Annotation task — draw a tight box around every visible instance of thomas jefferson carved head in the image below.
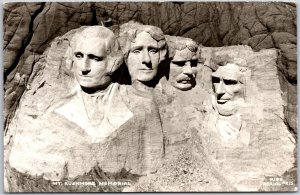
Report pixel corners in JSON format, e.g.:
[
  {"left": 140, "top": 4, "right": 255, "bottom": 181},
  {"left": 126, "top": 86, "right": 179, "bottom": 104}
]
[
  {"left": 118, "top": 21, "right": 167, "bottom": 87},
  {"left": 70, "top": 26, "right": 123, "bottom": 93},
  {"left": 211, "top": 51, "right": 247, "bottom": 116},
  {"left": 165, "top": 35, "right": 199, "bottom": 91}
]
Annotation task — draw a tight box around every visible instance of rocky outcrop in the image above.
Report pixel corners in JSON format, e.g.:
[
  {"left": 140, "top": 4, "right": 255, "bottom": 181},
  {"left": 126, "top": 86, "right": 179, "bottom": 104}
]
[
  {"left": 5, "top": 28, "right": 166, "bottom": 192},
  {"left": 121, "top": 46, "right": 296, "bottom": 192},
  {"left": 4, "top": 2, "right": 95, "bottom": 132},
  {"left": 3, "top": 2, "right": 297, "bottom": 192},
  {"left": 199, "top": 46, "right": 296, "bottom": 191},
  {"left": 4, "top": 2, "right": 296, "bottom": 134}
]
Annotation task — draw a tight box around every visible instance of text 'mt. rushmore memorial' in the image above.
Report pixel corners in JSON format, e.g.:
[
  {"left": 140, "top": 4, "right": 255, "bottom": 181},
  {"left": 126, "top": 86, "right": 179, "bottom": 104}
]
[{"left": 3, "top": 2, "right": 297, "bottom": 192}]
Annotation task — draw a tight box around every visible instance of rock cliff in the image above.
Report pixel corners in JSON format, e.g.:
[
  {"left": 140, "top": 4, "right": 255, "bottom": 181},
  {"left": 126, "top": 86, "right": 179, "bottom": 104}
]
[{"left": 3, "top": 2, "right": 297, "bottom": 192}]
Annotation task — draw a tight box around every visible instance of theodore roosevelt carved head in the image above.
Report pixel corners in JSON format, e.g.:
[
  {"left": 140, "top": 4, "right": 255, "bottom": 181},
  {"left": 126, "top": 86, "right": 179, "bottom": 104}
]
[{"left": 165, "top": 35, "right": 199, "bottom": 91}]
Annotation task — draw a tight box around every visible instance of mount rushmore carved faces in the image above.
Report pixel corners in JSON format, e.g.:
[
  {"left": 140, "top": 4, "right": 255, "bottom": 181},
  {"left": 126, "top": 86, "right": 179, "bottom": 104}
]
[
  {"left": 55, "top": 26, "right": 130, "bottom": 143},
  {"left": 211, "top": 55, "right": 246, "bottom": 116},
  {"left": 71, "top": 26, "right": 123, "bottom": 93},
  {"left": 165, "top": 35, "right": 199, "bottom": 91},
  {"left": 119, "top": 21, "right": 167, "bottom": 87}
]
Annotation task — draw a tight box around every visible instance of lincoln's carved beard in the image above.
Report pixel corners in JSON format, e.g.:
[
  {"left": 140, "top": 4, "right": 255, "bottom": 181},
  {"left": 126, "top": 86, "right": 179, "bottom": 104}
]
[
  {"left": 216, "top": 97, "right": 247, "bottom": 116},
  {"left": 216, "top": 101, "right": 237, "bottom": 116}
]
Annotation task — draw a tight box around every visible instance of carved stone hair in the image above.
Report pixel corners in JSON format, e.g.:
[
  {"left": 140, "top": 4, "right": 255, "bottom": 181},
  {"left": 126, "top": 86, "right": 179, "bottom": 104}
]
[
  {"left": 118, "top": 21, "right": 167, "bottom": 63},
  {"left": 210, "top": 50, "right": 248, "bottom": 73},
  {"left": 165, "top": 35, "right": 199, "bottom": 60},
  {"left": 70, "top": 26, "right": 123, "bottom": 74}
]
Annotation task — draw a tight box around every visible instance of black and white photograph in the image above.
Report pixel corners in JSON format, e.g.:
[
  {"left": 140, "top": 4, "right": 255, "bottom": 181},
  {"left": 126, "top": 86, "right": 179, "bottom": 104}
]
[{"left": 3, "top": 1, "right": 297, "bottom": 192}]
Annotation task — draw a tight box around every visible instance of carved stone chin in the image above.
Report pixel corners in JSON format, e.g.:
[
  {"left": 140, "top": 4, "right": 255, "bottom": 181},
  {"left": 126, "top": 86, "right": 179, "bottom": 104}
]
[{"left": 216, "top": 101, "right": 237, "bottom": 116}]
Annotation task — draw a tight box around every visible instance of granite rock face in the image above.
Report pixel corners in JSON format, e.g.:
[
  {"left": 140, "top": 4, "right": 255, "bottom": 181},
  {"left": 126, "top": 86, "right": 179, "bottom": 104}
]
[
  {"left": 5, "top": 27, "right": 166, "bottom": 192},
  {"left": 4, "top": 2, "right": 95, "bottom": 132},
  {"left": 120, "top": 46, "right": 296, "bottom": 192},
  {"left": 4, "top": 2, "right": 296, "bottom": 134},
  {"left": 199, "top": 46, "right": 296, "bottom": 191},
  {"left": 3, "top": 2, "right": 297, "bottom": 192}
]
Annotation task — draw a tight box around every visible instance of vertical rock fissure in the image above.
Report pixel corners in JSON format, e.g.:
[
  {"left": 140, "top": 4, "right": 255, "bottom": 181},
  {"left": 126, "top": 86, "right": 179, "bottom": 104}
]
[
  {"left": 91, "top": 2, "right": 98, "bottom": 26},
  {"left": 4, "top": 2, "right": 46, "bottom": 83}
]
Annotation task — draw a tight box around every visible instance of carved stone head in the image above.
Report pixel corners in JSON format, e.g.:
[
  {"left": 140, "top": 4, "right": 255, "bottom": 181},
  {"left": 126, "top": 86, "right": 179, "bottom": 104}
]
[
  {"left": 118, "top": 21, "right": 167, "bottom": 86},
  {"left": 165, "top": 35, "right": 199, "bottom": 91},
  {"left": 211, "top": 51, "right": 247, "bottom": 116},
  {"left": 70, "top": 26, "right": 123, "bottom": 93}
]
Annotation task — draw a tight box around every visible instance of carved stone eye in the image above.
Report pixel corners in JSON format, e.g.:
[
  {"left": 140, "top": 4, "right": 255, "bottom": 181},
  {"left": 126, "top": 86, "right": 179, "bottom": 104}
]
[
  {"left": 88, "top": 54, "right": 103, "bottom": 62},
  {"left": 212, "top": 76, "right": 220, "bottom": 83},
  {"left": 190, "top": 60, "right": 198, "bottom": 67},
  {"left": 149, "top": 48, "right": 158, "bottom": 54},
  {"left": 223, "top": 79, "right": 238, "bottom": 85},
  {"left": 93, "top": 57, "right": 102, "bottom": 62},
  {"left": 74, "top": 52, "right": 83, "bottom": 59},
  {"left": 132, "top": 50, "right": 141, "bottom": 54},
  {"left": 172, "top": 61, "right": 185, "bottom": 67}
]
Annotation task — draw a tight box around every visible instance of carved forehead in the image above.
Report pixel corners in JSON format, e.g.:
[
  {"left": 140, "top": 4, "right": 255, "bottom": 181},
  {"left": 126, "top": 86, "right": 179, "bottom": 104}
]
[
  {"left": 211, "top": 63, "right": 243, "bottom": 80},
  {"left": 172, "top": 48, "right": 198, "bottom": 62},
  {"left": 78, "top": 26, "right": 114, "bottom": 38},
  {"left": 120, "top": 21, "right": 165, "bottom": 42},
  {"left": 211, "top": 50, "right": 248, "bottom": 72},
  {"left": 75, "top": 36, "right": 106, "bottom": 46},
  {"left": 74, "top": 37, "right": 107, "bottom": 57},
  {"left": 130, "top": 32, "right": 158, "bottom": 48},
  {"left": 165, "top": 35, "right": 198, "bottom": 59},
  {"left": 72, "top": 26, "right": 115, "bottom": 52},
  {"left": 165, "top": 35, "right": 198, "bottom": 51},
  {"left": 119, "top": 21, "right": 166, "bottom": 52}
]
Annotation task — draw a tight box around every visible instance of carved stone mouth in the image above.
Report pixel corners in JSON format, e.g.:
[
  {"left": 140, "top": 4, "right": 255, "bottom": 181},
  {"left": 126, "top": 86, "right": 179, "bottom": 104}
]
[
  {"left": 179, "top": 80, "right": 191, "bottom": 84},
  {"left": 79, "top": 75, "right": 93, "bottom": 78},
  {"left": 178, "top": 77, "right": 192, "bottom": 82},
  {"left": 217, "top": 99, "right": 229, "bottom": 104}
]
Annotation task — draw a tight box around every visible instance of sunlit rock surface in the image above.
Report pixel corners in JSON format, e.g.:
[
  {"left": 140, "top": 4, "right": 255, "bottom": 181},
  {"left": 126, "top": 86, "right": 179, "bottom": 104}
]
[
  {"left": 5, "top": 28, "right": 164, "bottom": 192},
  {"left": 4, "top": 2, "right": 297, "bottom": 192},
  {"left": 199, "top": 46, "right": 296, "bottom": 191},
  {"left": 4, "top": 2, "right": 296, "bottom": 134}
]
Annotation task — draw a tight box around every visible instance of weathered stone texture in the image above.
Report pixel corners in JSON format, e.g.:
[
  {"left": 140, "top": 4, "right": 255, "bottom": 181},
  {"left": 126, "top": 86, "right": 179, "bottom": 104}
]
[
  {"left": 3, "top": 2, "right": 297, "bottom": 192},
  {"left": 3, "top": 2, "right": 296, "bottom": 135},
  {"left": 120, "top": 46, "right": 296, "bottom": 191},
  {"left": 4, "top": 2, "right": 95, "bottom": 133},
  {"left": 122, "top": 79, "right": 235, "bottom": 192},
  {"left": 5, "top": 28, "right": 163, "bottom": 192},
  {"left": 198, "top": 46, "right": 296, "bottom": 191}
]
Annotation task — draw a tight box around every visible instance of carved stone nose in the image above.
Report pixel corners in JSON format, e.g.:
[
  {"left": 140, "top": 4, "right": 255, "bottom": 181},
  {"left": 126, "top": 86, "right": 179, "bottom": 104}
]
[
  {"left": 183, "top": 62, "right": 192, "bottom": 75},
  {"left": 142, "top": 51, "right": 151, "bottom": 64},
  {"left": 216, "top": 81, "right": 226, "bottom": 94},
  {"left": 81, "top": 60, "right": 91, "bottom": 75}
]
